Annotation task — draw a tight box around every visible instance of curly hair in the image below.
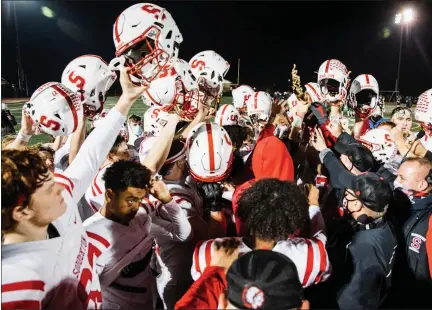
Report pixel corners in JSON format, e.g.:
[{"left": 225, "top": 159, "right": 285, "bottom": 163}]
[
  {"left": 237, "top": 178, "right": 311, "bottom": 241},
  {"left": 2, "top": 149, "right": 49, "bottom": 236},
  {"left": 223, "top": 125, "right": 253, "bottom": 151},
  {"left": 103, "top": 160, "right": 152, "bottom": 194},
  {"left": 1, "top": 135, "right": 17, "bottom": 149}
]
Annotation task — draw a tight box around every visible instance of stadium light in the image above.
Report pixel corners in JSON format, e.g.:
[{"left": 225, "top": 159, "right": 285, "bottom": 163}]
[{"left": 394, "top": 7, "right": 416, "bottom": 93}]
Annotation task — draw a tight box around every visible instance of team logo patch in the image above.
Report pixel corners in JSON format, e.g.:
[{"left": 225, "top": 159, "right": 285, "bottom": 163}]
[
  {"left": 408, "top": 233, "right": 425, "bottom": 254},
  {"left": 242, "top": 285, "right": 265, "bottom": 309}
]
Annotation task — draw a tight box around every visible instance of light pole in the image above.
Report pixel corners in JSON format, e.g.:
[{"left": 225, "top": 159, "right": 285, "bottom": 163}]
[{"left": 394, "top": 8, "right": 414, "bottom": 93}]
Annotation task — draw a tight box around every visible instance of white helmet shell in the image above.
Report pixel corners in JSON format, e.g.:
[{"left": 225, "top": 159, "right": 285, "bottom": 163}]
[
  {"left": 215, "top": 104, "right": 240, "bottom": 126},
  {"left": 189, "top": 50, "right": 230, "bottom": 99},
  {"left": 25, "top": 82, "right": 83, "bottom": 136},
  {"left": 143, "top": 106, "right": 170, "bottom": 136},
  {"left": 61, "top": 55, "right": 117, "bottom": 118},
  {"left": 186, "top": 122, "right": 234, "bottom": 182},
  {"left": 246, "top": 91, "right": 273, "bottom": 123},
  {"left": 232, "top": 85, "right": 255, "bottom": 113},
  {"left": 113, "top": 3, "right": 183, "bottom": 85},
  {"left": 349, "top": 74, "right": 379, "bottom": 118},
  {"left": 358, "top": 128, "right": 397, "bottom": 164},
  {"left": 414, "top": 88, "right": 432, "bottom": 126},
  {"left": 317, "top": 59, "right": 351, "bottom": 104},
  {"left": 304, "top": 82, "right": 323, "bottom": 103}
]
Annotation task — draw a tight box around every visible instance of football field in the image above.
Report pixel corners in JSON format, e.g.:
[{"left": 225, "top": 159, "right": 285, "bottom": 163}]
[{"left": 4, "top": 96, "right": 419, "bottom": 145}]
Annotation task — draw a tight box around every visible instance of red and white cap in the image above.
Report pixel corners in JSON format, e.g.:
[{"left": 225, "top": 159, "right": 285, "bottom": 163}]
[
  {"left": 186, "top": 121, "right": 234, "bottom": 182},
  {"left": 25, "top": 82, "right": 83, "bottom": 136}
]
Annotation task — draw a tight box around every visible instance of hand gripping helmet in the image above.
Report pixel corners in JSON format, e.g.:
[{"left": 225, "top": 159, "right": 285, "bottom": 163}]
[
  {"left": 189, "top": 50, "right": 230, "bottom": 103},
  {"left": 92, "top": 108, "right": 129, "bottom": 141},
  {"left": 414, "top": 89, "right": 432, "bottom": 135},
  {"left": 186, "top": 122, "right": 234, "bottom": 182},
  {"left": 304, "top": 82, "right": 324, "bottom": 103},
  {"left": 317, "top": 59, "right": 351, "bottom": 105},
  {"left": 232, "top": 84, "right": 255, "bottom": 114},
  {"left": 25, "top": 82, "right": 83, "bottom": 136},
  {"left": 113, "top": 3, "right": 183, "bottom": 85},
  {"left": 143, "top": 106, "right": 170, "bottom": 137},
  {"left": 141, "top": 59, "right": 199, "bottom": 120},
  {"left": 215, "top": 104, "right": 240, "bottom": 126},
  {"left": 61, "top": 55, "right": 117, "bottom": 118},
  {"left": 358, "top": 128, "right": 397, "bottom": 164},
  {"left": 349, "top": 74, "right": 379, "bottom": 119},
  {"left": 246, "top": 91, "right": 273, "bottom": 124}
]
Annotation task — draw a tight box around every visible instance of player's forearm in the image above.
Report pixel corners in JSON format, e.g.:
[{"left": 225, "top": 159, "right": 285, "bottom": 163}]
[
  {"left": 142, "top": 114, "right": 180, "bottom": 174},
  {"left": 64, "top": 109, "right": 126, "bottom": 202},
  {"left": 5, "top": 131, "right": 31, "bottom": 150},
  {"left": 161, "top": 200, "right": 193, "bottom": 241},
  {"left": 68, "top": 116, "right": 87, "bottom": 164}
]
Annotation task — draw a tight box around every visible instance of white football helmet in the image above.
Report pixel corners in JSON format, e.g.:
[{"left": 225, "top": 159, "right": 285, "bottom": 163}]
[
  {"left": 189, "top": 50, "right": 230, "bottom": 102},
  {"left": 143, "top": 106, "right": 170, "bottom": 136},
  {"left": 358, "top": 128, "right": 397, "bottom": 164},
  {"left": 304, "top": 82, "right": 324, "bottom": 103},
  {"left": 317, "top": 59, "right": 351, "bottom": 105},
  {"left": 113, "top": 3, "right": 183, "bottom": 85},
  {"left": 141, "top": 58, "right": 200, "bottom": 120},
  {"left": 215, "top": 104, "right": 240, "bottom": 126},
  {"left": 186, "top": 122, "right": 234, "bottom": 182},
  {"left": 232, "top": 84, "right": 255, "bottom": 114},
  {"left": 61, "top": 55, "right": 117, "bottom": 118},
  {"left": 414, "top": 89, "right": 432, "bottom": 135},
  {"left": 25, "top": 82, "right": 83, "bottom": 136},
  {"left": 349, "top": 74, "right": 379, "bottom": 119},
  {"left": 246, "top": 91, "right": 273, "bottom": 124},
  {"left": 92, "top": 108, "right": 129, "bottom": 141}
]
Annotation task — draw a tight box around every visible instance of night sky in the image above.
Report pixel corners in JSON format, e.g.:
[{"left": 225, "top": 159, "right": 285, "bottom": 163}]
[{"left": 2, "top": 1, "right": 432, "bottom": 96}]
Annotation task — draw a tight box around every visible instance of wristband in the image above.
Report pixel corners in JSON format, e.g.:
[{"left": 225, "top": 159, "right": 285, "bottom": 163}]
[{"left": 17, "top": 131, "right": 32, "bottom": 142}]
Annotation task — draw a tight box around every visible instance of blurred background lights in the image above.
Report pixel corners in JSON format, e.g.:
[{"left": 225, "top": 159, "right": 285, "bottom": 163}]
[{"left": 41, "top": 6, "right": 55, "bottom": 18}]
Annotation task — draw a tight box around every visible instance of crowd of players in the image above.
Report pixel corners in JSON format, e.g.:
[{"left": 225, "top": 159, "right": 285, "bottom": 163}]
[{"left": 2, "top": 2, "right": 432, "bottom": 310}]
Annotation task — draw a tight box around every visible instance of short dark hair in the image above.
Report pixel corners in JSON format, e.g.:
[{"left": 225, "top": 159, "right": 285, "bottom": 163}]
[
  {"left": 223, "top": 125, "right": 253, "bottom": 150},
  {"left": 128, "top": 114, "right": 142, "bottom": 123},
  {"left": 237, "top": 179, "right": 311, "bottom": 241},
  {"left": 103, "top": 160, "right": 152, "bottom": 194},
  {"left": 110, "top": 135, "right": 126, "bottom": 154}
]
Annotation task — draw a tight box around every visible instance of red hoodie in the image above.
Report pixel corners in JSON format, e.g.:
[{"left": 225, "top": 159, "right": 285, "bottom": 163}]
[{"left": 232, "top": 134, "right": 295, "bottom": 236}]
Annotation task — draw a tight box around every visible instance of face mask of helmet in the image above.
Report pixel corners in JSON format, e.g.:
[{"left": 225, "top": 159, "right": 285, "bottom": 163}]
[
  {"left": 319, "top": 78, "right": 341, "bottom": 98},
  {"left": 355, "top": 89, "right": 377, "bottom": 117}
]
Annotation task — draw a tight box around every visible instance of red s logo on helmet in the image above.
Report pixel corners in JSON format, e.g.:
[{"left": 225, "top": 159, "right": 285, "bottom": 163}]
[
  {"left": 142, "top": 4, "right": 166, "bottom": 20},
  {"left": 40, "top": 115, "right": 61, "bottom": 131},
  {"left": 152, "top": 108, "right": 160, "bottom": 119},
  {"left": 68, "top": 72, "right": 86, "bottom": 90},
  {"left": 191, "top": 59, "right": 206, "bottom": 70}
]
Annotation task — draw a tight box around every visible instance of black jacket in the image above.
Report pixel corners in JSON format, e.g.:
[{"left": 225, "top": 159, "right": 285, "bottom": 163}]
[{"left": 337, "top": 221, "right": 398, "bottom": 309}]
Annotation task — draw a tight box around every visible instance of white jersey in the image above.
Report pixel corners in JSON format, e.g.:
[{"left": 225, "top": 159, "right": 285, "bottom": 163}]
[
  {"left": 419, "top": 133, "right": 432, "bottom": 151},
  {"left": 2, "top": 108, "right": 126, "bottom": 309},
  {"left": 84, "top": 163, "right": 112, "bottom": 213},
  {"left": 54, "top": 135, "right": 72, "bottom": 172},
  {"left": 83, "top": 209, "right": 155, "bottom": 310},
  {"left": 141, "top": 177, "right": 202, "bottom": 309},
  {"left": 191, "top": 206, "right": 331, "bottom": 288}
]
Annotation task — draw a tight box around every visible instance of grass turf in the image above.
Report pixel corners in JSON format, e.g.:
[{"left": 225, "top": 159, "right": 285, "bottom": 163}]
[{"left": 4, "top": 96, "right": 420, "bottom": 145}]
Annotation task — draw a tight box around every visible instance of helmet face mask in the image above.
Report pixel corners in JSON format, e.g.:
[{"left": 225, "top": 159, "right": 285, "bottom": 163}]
[
  {"left": 349, "top": 74, "right": 379, "bottom": 119},
  {"left": 113, "top": 3, "right": 183, "bottom": 86}
]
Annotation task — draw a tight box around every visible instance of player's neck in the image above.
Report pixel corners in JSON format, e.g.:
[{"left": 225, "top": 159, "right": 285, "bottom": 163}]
[
  {"left": 100, "top": 205, "right": 130, "bottom": 226},
  {"left": 2, "top": 224, "right": 49, "bottom": 244},
  {"left": 253, "top": 238, "right": 276, "bottom": 250}
]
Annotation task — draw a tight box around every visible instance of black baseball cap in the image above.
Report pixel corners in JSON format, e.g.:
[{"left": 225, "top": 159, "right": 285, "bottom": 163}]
[
  {"left": 349, "top": 172, "right": 392, "bottom": 212},
  {"left": 226, "top": 250, "right": 303, "bottom": 310},
  {"left": 334, "top": 142, "right": 376, "bottom": 172}
]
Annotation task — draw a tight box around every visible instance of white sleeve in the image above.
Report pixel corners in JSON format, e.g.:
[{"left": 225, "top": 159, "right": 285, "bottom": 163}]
[
  {"left": 1, "top": 266, "right": 45, "bottom": 310},
  {"left": 150, "top": 200, "right": 193, "bottom": 242},
  {"left": 309, "top": 205, "right": 326, "bottom": 236},
  {"left": 56, "top": 108, "right": 126, "bottom": 206}
]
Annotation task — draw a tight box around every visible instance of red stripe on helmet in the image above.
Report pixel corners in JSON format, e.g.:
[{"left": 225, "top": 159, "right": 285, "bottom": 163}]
[
  {"left": 365, "top": 74, "right": 370, "bottom": 84},
  {"left": 220, "top": 104, "right": 229, "bottom": 126},
  {"left": 254, "top": 92, "right": 259, "bottom": 109},
  {"left": 51, "top": 84, "right": 78, "bottom": 133},
  {"left": 205, "top": 123, "right": 215, "bottom": 171},
  {"left": 325, "top": 60, "right": 331, "bottom": 73}
]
